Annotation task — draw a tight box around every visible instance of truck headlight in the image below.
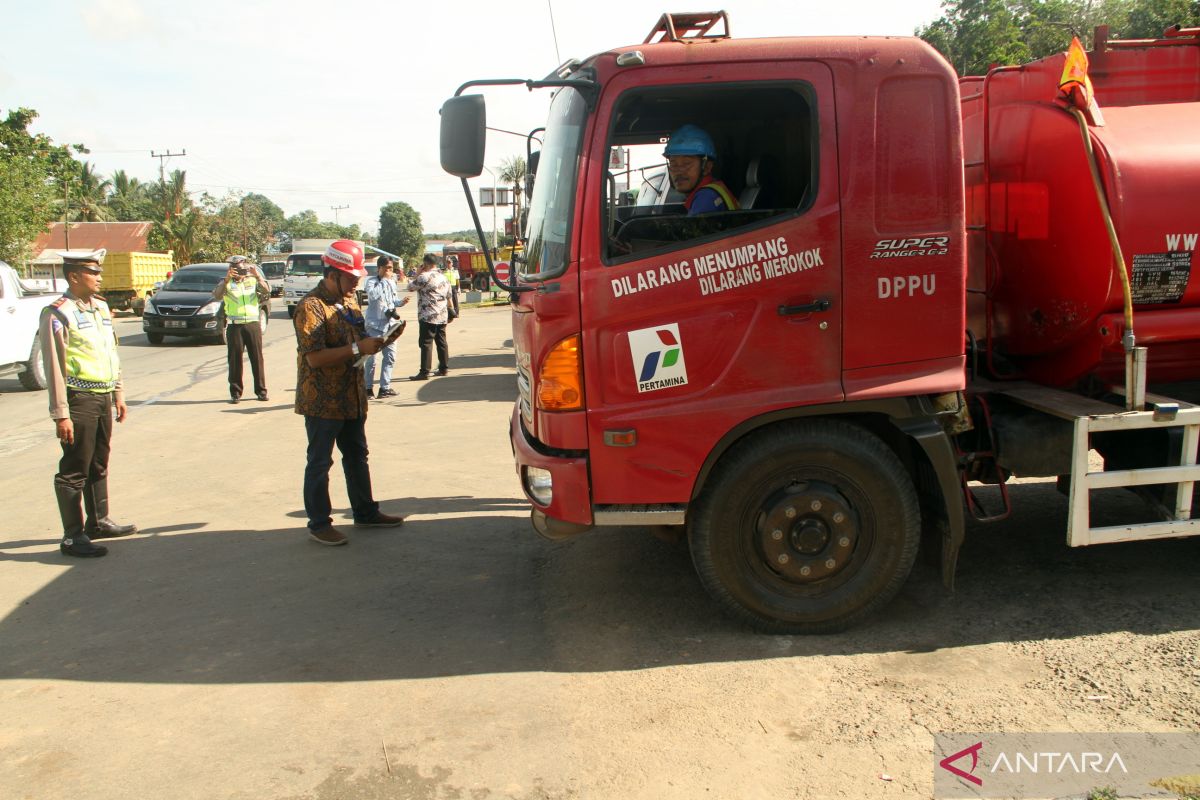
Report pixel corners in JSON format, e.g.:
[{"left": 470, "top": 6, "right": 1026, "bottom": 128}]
[
  {"left": 199, "top": 300, "right": 221, "bottom": 315},
  {"left": 143, "top": 299, "right": 157, "bottom": 315},
  {"left": 523, "top": 467, "right": 553, "bottom": 506}
]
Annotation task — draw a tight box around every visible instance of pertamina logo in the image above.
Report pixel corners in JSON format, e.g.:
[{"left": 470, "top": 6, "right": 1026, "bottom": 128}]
[{"left": 628, "top": 323, "right": 689, "bottom": 394}]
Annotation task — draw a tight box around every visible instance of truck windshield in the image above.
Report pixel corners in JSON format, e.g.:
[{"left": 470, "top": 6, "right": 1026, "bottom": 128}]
[
  {"left": 521, "top": 87, "right": 587, "bottom": 280},
  {"left": 287, "top": 254, "right": 324, "bottom": 276}
]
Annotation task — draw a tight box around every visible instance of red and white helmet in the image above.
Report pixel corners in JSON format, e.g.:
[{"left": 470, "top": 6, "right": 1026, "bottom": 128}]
[{"left": 322, "top": 240, "right": 366, "bottom": 277}]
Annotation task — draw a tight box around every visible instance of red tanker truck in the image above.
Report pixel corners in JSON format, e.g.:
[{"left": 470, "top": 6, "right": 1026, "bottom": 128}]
[{"left": 439, "top": 12, "right": 1200, "bottom": 632}]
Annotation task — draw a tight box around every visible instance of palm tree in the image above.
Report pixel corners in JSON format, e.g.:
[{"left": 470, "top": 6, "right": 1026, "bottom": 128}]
[
  {"left": 149, "top": 169, "right": 192, "bottom": 221},
  {"left": 108, "top": 170, "right": 148, "bottom": 221},
  {"left": 498, "top": 156, "right": 526, "bottom": 240},
  {"left": 155, "top": 207, "right": 201, "bottom": 265},
  {"left": 57, "top": 161, "right": 113, "bottom": 222}
]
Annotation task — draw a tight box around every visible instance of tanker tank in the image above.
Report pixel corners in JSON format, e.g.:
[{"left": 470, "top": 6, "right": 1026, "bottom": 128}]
[{"left": 961, "top": 27, "right": 1200, "bottom": 388}]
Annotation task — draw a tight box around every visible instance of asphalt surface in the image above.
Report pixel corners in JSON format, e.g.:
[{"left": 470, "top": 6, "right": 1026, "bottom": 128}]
[{"left": 0, "top": 302, "right": 1196, "bottom": 799}]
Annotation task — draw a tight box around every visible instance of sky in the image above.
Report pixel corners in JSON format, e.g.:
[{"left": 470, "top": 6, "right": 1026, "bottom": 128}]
[{"left": 3, "top": 0, "right": 945, "bottom": 236}]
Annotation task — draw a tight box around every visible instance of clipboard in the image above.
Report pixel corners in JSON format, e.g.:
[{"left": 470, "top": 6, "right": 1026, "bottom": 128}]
[{"left": 353, "top": 318, "right": 406, "bottom": 368}]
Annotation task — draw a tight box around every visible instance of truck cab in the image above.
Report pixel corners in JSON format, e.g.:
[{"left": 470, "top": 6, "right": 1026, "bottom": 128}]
[{"left": 440, "top": 13, "right": 1200, "bottom": 633}]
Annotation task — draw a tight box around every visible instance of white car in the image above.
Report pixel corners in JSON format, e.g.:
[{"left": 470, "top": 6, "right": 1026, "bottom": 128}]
[{"left": 0, "top": 261, "right": 62, "bottom": 390}]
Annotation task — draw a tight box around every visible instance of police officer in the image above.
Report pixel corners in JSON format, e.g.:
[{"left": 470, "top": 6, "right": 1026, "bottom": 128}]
[
  {"left": 42, "top": 249, "right": 136, "bottom": 558},
  {"left": 212, "top": 255, "right": 269, "bottom": 403}
]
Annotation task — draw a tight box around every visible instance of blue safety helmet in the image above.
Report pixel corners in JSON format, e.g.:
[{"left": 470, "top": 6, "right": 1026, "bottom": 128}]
[{"left": 663, "top": 124, "right": 717, "bottom": 159}]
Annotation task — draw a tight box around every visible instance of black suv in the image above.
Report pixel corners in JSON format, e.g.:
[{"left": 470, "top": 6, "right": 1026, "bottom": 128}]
[{"left": 142, "top": 263, "right": 271, "bottom": 345}]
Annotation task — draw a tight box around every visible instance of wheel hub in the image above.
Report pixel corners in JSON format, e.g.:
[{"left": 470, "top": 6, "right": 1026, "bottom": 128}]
[{"left": 757, "top": 483, "right": 858, "bottom": 583}]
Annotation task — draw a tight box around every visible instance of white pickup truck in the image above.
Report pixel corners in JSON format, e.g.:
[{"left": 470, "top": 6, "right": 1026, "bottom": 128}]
[{"left": 0, "top": 261, "right": 63, "bottom": 390}]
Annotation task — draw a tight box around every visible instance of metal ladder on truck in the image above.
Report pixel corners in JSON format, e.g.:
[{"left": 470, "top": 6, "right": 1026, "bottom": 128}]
[{"left": 997, "top": 384, "right": 1200, "bottom": 546}]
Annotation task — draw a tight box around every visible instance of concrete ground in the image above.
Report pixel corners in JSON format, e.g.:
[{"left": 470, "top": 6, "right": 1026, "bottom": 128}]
[{"left": 0, "top": 302, "right": 1197, "bottom": 800}]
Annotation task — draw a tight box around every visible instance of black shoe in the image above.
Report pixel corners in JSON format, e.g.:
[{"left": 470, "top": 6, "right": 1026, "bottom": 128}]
[
  {"left": 60, "top": 537, "right": 108, "bottom": 558},
  {"left": 435, "top": 368, "right": 449, "bottom": 377},
  {"left": 410, "top": 372, "right": 430, "bottom": 381},
  {"left": 378, "top": 388, "right": 398, "bottom": 398},
  {"left": 88, "top": 518, "right": 138, "bottom": 539},
  {"left": 230, "top": 396, "right": 240, "bottom": 404},
  {"left": 256, "top": 393, "right": 269, "bottom": 401}
]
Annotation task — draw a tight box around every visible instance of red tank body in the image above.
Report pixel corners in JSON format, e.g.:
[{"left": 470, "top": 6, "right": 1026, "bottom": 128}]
[{"left": 962, "top": 29, "right": 1200, "bottom": 386}]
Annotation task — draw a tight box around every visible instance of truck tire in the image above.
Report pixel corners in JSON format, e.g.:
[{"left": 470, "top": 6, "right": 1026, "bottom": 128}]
[
  {"left": 18, "top": 333, "right": 47, "bottom": 391},
  {"left": 688, "top": 419, "right": 920, "bottom": 634},
  {"left": 286, "top": 305, "right": 296, "bottom": 319},
  {"left": 146, "top": 332, "right": 164, "bottom": 344}
]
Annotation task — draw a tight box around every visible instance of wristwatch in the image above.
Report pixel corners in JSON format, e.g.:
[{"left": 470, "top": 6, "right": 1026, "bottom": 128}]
[{"left": 351, "top": 341, "right": 360, "bottom": 357}]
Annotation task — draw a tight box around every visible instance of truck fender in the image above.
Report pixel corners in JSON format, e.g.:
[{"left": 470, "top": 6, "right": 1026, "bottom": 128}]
[{"left": 690, "top": 396, "right": 965, "bottom": 588}]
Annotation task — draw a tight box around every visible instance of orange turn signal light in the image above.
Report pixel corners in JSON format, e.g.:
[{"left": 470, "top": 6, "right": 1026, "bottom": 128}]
[{"left": 537, "top": 334, "right": 584, "bottom": 412}]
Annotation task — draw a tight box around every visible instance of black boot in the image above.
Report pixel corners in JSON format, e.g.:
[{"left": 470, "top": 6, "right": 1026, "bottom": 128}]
[
  {"left": 85, "top": 481, "right": 137, "bottom": 539},
  {"left": 57, "top": 484, "right": 107, "bottom": 558}
]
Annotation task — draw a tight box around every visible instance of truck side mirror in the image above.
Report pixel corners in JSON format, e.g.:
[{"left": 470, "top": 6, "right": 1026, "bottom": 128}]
[
  {"left": 526, "top": 150, "right": 540, "bottom": 200},
  {"left": 440, "top": 95, "right": 486, "bottom": 178}
]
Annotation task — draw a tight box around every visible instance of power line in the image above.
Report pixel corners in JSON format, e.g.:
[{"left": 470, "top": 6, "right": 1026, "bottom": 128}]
[
  {"left": 547, "top": 0, "right": 562, "bottom": 64},
  {"left": 188, "top": 182, "right": 461, "bottom": 195}
]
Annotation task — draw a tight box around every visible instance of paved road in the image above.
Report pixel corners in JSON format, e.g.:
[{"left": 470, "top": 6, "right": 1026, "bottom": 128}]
[{"left": 1, "top": 303, "right": 1196, "bottom": 800}]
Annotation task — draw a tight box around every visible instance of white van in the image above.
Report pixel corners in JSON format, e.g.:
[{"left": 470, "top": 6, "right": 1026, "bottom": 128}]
[{"left": 282, "top": 252, "right": 324, "bottom": 317}]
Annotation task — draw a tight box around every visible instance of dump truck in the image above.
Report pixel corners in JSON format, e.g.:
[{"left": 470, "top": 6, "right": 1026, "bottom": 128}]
[
  {"left": 439, "top": 12, "right": 1200, "bottom": 632},
  {"left": 99, "top": 251, "right": 174, "bottom": 315}
]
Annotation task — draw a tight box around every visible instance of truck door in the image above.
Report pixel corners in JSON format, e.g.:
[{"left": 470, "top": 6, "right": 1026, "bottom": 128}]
[{"left": 578, "top": 62, "right": 843, "bottom": 505}]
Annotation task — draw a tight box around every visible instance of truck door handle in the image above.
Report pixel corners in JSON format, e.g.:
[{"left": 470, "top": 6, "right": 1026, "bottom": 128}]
[{"left": 778, "top": 299, "right": 831, "bottom": 316}]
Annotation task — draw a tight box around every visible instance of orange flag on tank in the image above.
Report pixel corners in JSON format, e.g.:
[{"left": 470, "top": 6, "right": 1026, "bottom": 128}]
[{"left": 1058, "top": 36, "right": 1105, "bottom": 125}]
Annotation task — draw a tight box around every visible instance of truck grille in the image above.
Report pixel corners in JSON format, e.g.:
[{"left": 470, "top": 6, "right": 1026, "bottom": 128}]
[
  {"left": 516, "top": 359, "right": 533, "bottom": 429},
  {"left": 159, "top": 305, "right": 199, "bottom": 317}
]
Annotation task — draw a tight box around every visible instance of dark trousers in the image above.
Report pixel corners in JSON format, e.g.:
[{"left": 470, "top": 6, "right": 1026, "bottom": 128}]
[
  {"left": 417, "top": 320, "right": 448, "bottom": 373},
  {"left": 54, "top": 391, "right": 113, "bottom": 537},
  {"left": 303, "top": 416, "right": 379, "bottom": 531},
  {"left": 227, "top": 322, "right": 266, "bottom": 398}
]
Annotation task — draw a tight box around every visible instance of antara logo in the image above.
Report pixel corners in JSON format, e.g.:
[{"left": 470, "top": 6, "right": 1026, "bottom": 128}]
[
  {"left": 940, "top": 742, "right": 984, "bottom": 786},
  {"left": 627, "top": 323, "right": 689, "bottom": 394}
]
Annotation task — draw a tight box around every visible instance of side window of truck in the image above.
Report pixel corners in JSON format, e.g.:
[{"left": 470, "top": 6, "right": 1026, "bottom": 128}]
[{"left": 603, "top": 82, "right": 817, "bottom": 263}]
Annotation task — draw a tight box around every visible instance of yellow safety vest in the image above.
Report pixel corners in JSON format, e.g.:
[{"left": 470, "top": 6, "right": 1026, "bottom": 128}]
[
  {"left": 57, "top": 297, "right": 120, "bottom": 392},
  {"left": 223, "top": 278, "right": 259, "bottom": 324}
]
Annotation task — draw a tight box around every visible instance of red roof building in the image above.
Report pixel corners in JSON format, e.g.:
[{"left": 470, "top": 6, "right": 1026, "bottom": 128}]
[{"left": 32, "top": 222, "right": 155, "bottom": 264}]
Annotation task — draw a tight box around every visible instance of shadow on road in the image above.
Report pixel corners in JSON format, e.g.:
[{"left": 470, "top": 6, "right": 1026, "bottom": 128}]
[
  {"left": 414, "top": 373, "right": 516, "bottom": 404},
  {"left": 1, "top": 482, "right": 1197, "bottom": 684},
  {"left": 446, "top": 353, "right": 515, "bottom": 371}
]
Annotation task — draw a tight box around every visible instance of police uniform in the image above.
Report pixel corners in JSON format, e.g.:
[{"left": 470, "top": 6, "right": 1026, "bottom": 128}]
[
  {"left": 212, "top": 256, "right": 269, "bottom": 403},
  {"left": 42, "top": 249, "right": 137, "bottom": 558}
]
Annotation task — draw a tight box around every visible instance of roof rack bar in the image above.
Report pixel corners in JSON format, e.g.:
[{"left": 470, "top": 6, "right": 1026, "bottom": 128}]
[{"left": 644, "top": 11, "right": 731, "bottom": 44}]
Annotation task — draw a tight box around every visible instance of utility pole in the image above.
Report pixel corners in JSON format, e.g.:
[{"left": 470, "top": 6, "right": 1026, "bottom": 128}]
[
  {"left": 330, "top": 205, "right": 349, "bottom": 226},
  {"left": 150, "top": 149, "right": 187, "bottom": 185},
  {"left": 151, "top": 149, "right": 187, "bottom": 218}
]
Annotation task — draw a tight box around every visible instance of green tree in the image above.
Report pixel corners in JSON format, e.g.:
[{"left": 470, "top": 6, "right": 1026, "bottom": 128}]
[
  {"left": 107, "top": 170, "right": 150, "bottom": 222},
  {"left": 64, "top": 161, "right": 113, "bottom": 222},
  {"left": 0, "top": 107, "right": 83, "bottom": 265},
  {"left": 918, "top": 0, "right": 1200, "bottom": 75},
  {"left": 148, "top": 169, "right": 200, "bottom": 263},
  {"left": 377, "top": 202, "right": 424, "bottom": 267},
  {"left": 1125, "top": 0, "right": 1200, "bottom": 37},
  {"left": 498, "top": 155, "right": 526, "bottom": 241},
  {"left": 283, "top": 209, "right": 329, "bottom": 242},
  {"left": 916, "top": 0, "right": 1032, "bottom": 75},
  {"left": 241, "top": 192, "right": 286, "bottom": 236}
]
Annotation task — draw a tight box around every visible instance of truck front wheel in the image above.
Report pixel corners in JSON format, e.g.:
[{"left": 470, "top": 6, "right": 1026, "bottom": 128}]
[
  {"left": 19, "top": 333, "right": 47, "bottom": 390},
  {"left": 689, "top": 420, "right": 920, "bottom": 634}
]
